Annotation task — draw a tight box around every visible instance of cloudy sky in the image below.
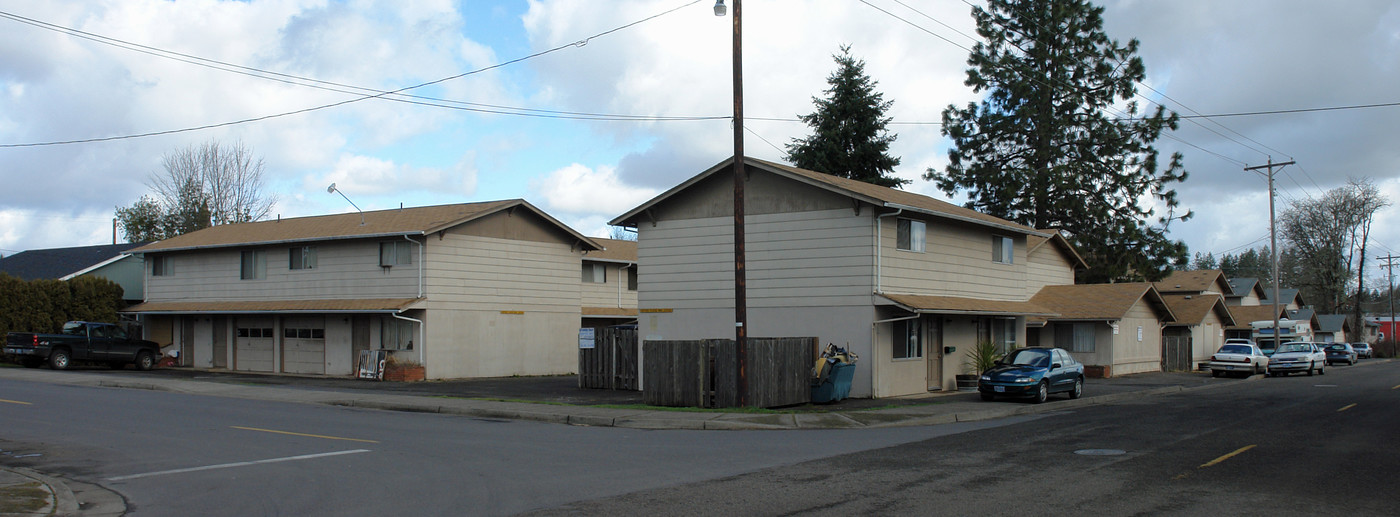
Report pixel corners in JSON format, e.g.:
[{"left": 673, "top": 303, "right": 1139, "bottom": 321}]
[{"left": 3, "top": 0, "right": 1399, "bottom": 274}]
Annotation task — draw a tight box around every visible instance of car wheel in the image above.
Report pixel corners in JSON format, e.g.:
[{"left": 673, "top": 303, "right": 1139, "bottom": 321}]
[
  {"left": 48, "top": 348, "right": 71, "bottom": 370},
  {"left": 1211, "top": 370, "right": 1221, "bottom": 378},
  {"left": 135, "top": 351, "right": 156, "bottom": 371},
  {"left": 1307, "top": 362, "right": 1315, "bottom": 376},
  {"left": 980, "top": 392, "right": 995, "bottom": 402},
  {"left": 1033, "top": 382, "right": 1049, "bottom": 404},
  {"left": 1318, "top": 363, "right": 1325, "bottom": 375},
  {"left": 1069, "top": 378, "right": 1083, "bottom": 399}
]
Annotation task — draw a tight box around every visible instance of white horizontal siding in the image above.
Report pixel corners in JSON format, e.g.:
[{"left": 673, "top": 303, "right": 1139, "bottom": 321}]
[
  {"left": 1025, "top": 246, "right": 1076, "bottom": 293},
  {"left": 581, "top": 262, "right": 637, "bottom": 309},
  {"left": 145, "top": 240, "right": 420, "bottom": 302},
  {"left": 879, "top": 217, "right": 1031, "bottom": 301},
  {"left": 425, "top": 234, "right": 579, "bottom": 313},
  {"left": 639, "top": 209, "right": 874, "bottom": 310}
]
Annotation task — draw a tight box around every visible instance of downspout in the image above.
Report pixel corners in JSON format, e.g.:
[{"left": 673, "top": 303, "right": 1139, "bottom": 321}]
[
  {"left": 393, "top": 312, "right": 425, "bottom": 366},
  {"left": 402, "top": 234, "right": 425, "bottom": 365},
  {"left": 871, "top": 313, "right": 921, "bottom": 399},
  {"left": 874, "top": 208, "right": 903, "bottom": 294}
]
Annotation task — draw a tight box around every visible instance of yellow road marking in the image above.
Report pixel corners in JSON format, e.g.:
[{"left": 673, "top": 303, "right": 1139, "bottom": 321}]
[
  {"left": 1338, "top": 403, "right": 1357, "bottom": 412},
  {"left": 1199, "top": 445, "right": 1256, "bottom": 469},
  {"left": 0, "top": 398, "right": 32, "bottom": 405},
  {"left": 1392, "top": 384, "right": 1400, "bottom": 390},
  {"left": 231, "top": 426, "right": 379, "bottom": 444}
]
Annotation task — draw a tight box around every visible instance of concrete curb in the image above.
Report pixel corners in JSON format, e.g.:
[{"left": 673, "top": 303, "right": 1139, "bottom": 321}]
[{"left": 1, "top": 466, "right": 75, "bottom": 517}]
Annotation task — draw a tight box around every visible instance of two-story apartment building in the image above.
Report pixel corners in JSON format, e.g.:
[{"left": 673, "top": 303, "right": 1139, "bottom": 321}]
[
  {"left": 122, "top": 200, "right": 601, "bottom": 379},
  {"left": 610, "top": 157, "right": 1079, "bottom": 398},
  {"left": 580, "top": 238, "right": 639, "bottom": 330}
]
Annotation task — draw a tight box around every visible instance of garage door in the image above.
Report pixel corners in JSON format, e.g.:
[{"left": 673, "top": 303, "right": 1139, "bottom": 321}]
[
  {"left": 282, "top": 317, "right": 325, "bottom": 375},
  {"left": 234, "top": 318, "right": 275, "bottom": 372}
]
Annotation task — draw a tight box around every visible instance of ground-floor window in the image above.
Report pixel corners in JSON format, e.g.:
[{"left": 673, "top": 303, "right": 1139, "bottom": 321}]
[
  {"left": 1055, "top": 322, "right": 1095, "bottom": 352},
  {"left": 980, "top": 317, "right": 1017, "bottom": 354},
  {"left": 893, "top": 318, "right": 922, "bottom": 359},
  {"left": 381, "top": 318, "right": 414, "bottom": 350}
]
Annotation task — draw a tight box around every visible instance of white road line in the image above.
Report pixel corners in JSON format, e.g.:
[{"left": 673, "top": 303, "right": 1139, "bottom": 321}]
[{"left": 107, "top": 449, "right": 371, "bottom": 481}]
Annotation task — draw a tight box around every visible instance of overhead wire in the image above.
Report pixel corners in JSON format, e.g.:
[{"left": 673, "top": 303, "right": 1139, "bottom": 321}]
[{"left": 0, "top": 0, "right": 708, "bottom": 148}]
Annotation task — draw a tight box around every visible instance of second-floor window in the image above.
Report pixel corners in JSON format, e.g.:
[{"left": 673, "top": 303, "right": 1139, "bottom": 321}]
[
  {"left": 289, "top": 246, "right": 317, "bottom": 270},
  {"left": 897, "top": 219, "right": 925, "bottom": 252},
  {"left": 151, "top": 255, "right": 172, "bottom": 276},
  {"left": 240, "top": 250, "right": 266, "bottom": 280},
  {"left": 993, "top": 236, "right": 1013, "bottom": 264},
  {"left": 626, "top": 266, "right": 638, "bottom": 291},
  {"left": 582, "top": 263, "right": 606, "bottom": 283},
  {"left": 380, "top": 241, "right": 412, "bottom": 266}
]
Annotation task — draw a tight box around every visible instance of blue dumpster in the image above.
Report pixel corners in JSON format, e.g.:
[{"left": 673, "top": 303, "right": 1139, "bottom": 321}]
[{"left": 811, "top": 361, "right": 855, "bottom": 404}]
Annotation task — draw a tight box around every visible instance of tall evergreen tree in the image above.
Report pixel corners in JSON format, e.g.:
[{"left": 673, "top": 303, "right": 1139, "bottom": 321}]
[
  {"left": 927, "top": 0, "right": 1190, "bottom": 283},
  {"left": 787, "top": 45, "right": 906, "bottom": 188}
]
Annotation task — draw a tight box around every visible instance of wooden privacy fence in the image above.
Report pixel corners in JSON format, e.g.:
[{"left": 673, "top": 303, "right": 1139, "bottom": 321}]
[
  {"left": 578, "top": 327, "right": 639, "bottom": 390},
  {"left": 1162, "top": 336, "right": 1193, "bottom": 372},
  {"left": 643, "top": 337, "right": 818, "bottom": 408}
]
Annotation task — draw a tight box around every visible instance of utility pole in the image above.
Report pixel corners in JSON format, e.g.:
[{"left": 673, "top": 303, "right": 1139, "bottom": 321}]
[
  {"left": 1380, "top": 255, "right": 1398, "bottom": 352},
  {"left": 1244, "top": 157, "right": 1295, "bottom": 349},
  {"left": 715, "top": 0, "right": 747, "bottom": 406}
]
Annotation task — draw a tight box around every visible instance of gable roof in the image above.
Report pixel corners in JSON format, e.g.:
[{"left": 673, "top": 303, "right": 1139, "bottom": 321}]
[
  {"left": 610, "top": 157, "right": 1047, "bottom": 238},
  {"left": 1026, "top": 231, "right": 1089, "bottom": 271},
  {"left": 0, "top": 243, "right": 148, "bottom": 281},
  {"left": 1260, "top": 288, "right": 1305, "bottom": 307},
  {"left": 584, "top": 238, "right": 638, "bottom": 263},
  {"left": 1161, "top": 293, "right": 1236, "bottom": 327},
  {"left": 1027, "top": 283, "right": 1175, "bottom": 323},
  {"left": 1315, "top": 314, "right": 1350, "bottom": 333},
  {"left": 1225, "top": 304, "right": 1289, "bottom": 329},
  {"left": 131, "top": 199, "right": 600, "bottom": 253},
  {"left": 1227, "top": 278, "right": 1267, "bottom": 299},
  {"left": 1154, "top": 269, "right": 1231, "bottom": 295},
  {"left": 1285, "top": 308, "right": 1319, "bottom": 328}
]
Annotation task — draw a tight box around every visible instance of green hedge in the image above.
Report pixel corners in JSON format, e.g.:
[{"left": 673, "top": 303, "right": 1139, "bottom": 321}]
[{"left": 0, "top": 273, "right": 126, "bottom": 337}]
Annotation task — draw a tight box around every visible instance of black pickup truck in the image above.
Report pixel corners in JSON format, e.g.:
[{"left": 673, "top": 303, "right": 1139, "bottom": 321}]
[{"left": 4, "top": 321, "right": 160, "bottom": 371}]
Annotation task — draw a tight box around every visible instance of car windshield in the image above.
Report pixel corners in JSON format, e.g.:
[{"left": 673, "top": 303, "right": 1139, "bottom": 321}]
[
  {"left": 1219, "top": 345, "right": 1252, "bottom": 354},
  {"left": 1006, "top": 349, "right": 1051, "bottom": 367},
  {"left": 1277, "top": 343, "right": 1312, "bottom": 354}
]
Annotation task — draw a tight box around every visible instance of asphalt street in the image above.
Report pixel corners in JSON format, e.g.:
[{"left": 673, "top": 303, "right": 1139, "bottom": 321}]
[
  {"left": 528, "top": 361, "right": 1400, "bottom": 516},
  {"left": 0, "top": 376, "right": 1014, "bottom": 516}
]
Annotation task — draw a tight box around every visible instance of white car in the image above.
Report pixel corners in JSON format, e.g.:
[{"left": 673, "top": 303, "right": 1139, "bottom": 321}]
[
  {"left": 1267, "top": 341, "right": 1326, "bottom": 377},
  {"left": 1209, "top": 342, "right": 1268, "bottom": 377}
]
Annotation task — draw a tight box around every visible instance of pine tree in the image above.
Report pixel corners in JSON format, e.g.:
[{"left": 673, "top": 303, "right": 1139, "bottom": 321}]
[
  {"left": 927, "top": 0, "right": 1189, "bottom": 283},
  {"left": 787, "top": 45, "right": 906, "bottom": 188}
]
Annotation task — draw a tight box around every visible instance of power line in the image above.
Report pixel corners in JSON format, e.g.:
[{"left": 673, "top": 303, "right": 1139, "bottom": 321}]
[{"left": 0, "top": 0, "right": 705, "bottom": 148}]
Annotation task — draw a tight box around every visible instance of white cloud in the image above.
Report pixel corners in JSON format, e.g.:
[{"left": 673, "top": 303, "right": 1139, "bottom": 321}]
[{"left": 530, "top": 163, "right": 659, "bottom": 217}]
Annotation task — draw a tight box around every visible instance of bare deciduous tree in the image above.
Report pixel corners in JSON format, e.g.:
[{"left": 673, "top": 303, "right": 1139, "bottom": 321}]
[
  {"left": 118, "top": 140, "right": 276, "bottom": 241},
  {"left": 1280, "top": 179, "right": 1389, "bottom": 317}
]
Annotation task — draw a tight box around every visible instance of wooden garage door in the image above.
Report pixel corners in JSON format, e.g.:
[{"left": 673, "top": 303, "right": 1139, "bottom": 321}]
[
  {"left": 282, "top": 317, "right": 325, "bottom": 375},
  {"left": 234, "top": 318, "right": 275, "bottom": 372}
]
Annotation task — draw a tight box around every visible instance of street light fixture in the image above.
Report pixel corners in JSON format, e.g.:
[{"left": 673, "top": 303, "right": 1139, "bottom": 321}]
[
  {"left": 327, "top": 183, "right": 366, "bottom": 226},
  {"left": 713, "top": 0, "right": 726, "bottom": 16}
]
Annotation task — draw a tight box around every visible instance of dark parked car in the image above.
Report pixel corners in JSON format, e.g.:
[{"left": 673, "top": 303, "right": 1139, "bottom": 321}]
[
  {"left": 1323, "top": 343, "right": 1358, "bottom": 366},
  {"left": 978, "top": 347, "right": 1084, "bottom": 403},
  {"left": 1351, "top": 342, "right": 1373, "bottom": 359}
]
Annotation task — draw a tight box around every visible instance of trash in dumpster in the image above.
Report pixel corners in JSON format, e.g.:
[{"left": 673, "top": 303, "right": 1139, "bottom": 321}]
[{"left": 811, "top": 343, "right": 858, "bottom": 404}]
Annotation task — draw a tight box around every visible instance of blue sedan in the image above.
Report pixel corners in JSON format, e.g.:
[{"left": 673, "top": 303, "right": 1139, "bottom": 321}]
[{"left": 978, "top": 347, "right": 1085, "bottom": 403}]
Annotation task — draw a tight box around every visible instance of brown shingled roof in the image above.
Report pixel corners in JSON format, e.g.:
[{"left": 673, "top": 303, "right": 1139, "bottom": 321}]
[
  {"left": 1154, "top": 269, "right": 1230, "bottom": 294},
  {"left": 585, "top": 238, "right": 637, "bottom": 263},
  {"left": 612, "top": 157, "right": 1045, "bottom": 237},
  {"left": 132, "top": 199, "right": 600, "bottom": 253},
  {"left": 1028, "top": 283, "right": 1174, "bottom": 322},
  {"left": 1225, "top": 305, "right": 1288, "bottom": 330},
  {"left": 121, "top": 298, "right": 425, "bottom": 314},
  {"left": 1160, "top": 293, "right": 1236, "bottom": 326},
  {"left": 879, "top": 294, "right": 1056, "bottom": 317}
]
